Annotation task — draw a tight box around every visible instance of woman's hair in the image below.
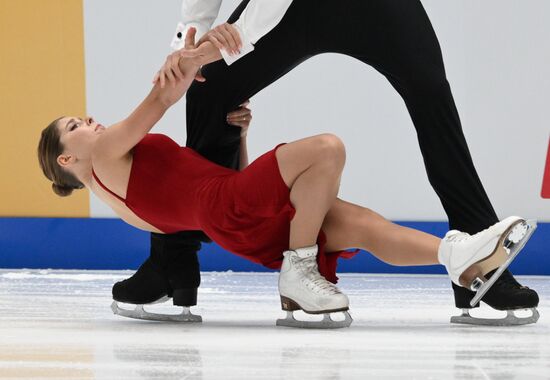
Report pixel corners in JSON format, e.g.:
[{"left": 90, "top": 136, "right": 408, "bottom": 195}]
[{"left": 37, "top": 117, "right": 84, "bottom": 197}]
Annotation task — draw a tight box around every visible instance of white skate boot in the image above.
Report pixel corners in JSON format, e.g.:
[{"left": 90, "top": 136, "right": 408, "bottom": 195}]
[
  {"left": 276, "top": 245, "right": 352, "bottom": 329},
  {"left": 438, "top": 216, "right": 537, "bottom": 308}
]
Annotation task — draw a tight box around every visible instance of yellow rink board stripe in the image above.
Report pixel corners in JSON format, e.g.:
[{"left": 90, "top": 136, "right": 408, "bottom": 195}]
[{"left": 0, "top": 0, "right": 89, "bottom": 217}]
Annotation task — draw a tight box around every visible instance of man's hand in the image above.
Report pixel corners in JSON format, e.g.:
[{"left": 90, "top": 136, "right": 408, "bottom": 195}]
[
  {"left": 226, "top": 100, "right": 252, "bottom": 138},
  {"left": 153, "top": 27, "right": 205, "bottom": 88},
  {"left": 197, "top": 23, "right": 242, "bottom": 56}
]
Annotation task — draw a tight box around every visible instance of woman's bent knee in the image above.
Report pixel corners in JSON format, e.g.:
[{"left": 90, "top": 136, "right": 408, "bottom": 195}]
[{"left": 316, "top": 134, "right": 346, "bottom": 167}]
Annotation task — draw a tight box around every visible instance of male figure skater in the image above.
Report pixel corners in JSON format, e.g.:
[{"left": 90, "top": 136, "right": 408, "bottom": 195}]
[{"left": 112, "top": 0, "right": 539, "bottom": 325}]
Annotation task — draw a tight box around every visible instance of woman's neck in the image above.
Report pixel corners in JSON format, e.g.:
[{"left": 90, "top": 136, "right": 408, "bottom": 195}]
[{"left": 72, "top": 158, "right": 93, "bottom": 188}]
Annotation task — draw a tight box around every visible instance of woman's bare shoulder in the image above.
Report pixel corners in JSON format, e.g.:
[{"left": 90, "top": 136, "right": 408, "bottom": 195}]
[
  {"left": 91, "top": 131, "right": 133, "bottom": 183},
  {"left": 92, "top": 121, "right": 127, "bottom": 159}
]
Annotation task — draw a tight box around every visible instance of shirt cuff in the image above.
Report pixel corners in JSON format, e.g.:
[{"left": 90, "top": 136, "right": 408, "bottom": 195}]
[
  {"left": 220, "top": 24, "right": 255, "bottom": 65},
  {"left": 170, "top": 22, "right": 208, "bottom": 51}
]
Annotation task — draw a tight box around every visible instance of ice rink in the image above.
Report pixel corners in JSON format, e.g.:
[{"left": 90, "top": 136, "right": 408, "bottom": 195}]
[{"left": 1, "top": 270, "right": 549, "bottom": 380}]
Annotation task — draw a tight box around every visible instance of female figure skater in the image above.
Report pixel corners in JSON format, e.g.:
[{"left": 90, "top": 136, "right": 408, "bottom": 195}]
[{"left": 37, "top": 29, "right": 533, "bottom": 328}]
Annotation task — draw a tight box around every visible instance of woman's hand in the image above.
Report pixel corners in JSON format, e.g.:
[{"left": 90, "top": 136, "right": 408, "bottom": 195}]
[
  {"left": 226, "top": 100, "right": 252, "bottom": 138},
  {"left": 178, "top": 40, "right": 223, "bottom": 69},
  {"left": 197, "top": 23, "right": 242, "bottom": 56},
  {"left": 153, "top": 28, "right": 205, "bottom": 88}
]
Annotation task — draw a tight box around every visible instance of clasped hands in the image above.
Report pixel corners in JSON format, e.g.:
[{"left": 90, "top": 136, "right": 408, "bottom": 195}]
[{"left": 153, "top": 23, "right": 242, "bottom": 88}]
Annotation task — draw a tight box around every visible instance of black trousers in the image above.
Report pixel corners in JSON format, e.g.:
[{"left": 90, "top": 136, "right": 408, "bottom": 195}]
[{"left": 153, "top": 0, "right": 499, "bottom": 289}]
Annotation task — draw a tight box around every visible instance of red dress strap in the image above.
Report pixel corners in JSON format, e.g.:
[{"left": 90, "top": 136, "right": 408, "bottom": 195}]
[{"left": 91, "top": 168, "right": 126, "bottom": 203}]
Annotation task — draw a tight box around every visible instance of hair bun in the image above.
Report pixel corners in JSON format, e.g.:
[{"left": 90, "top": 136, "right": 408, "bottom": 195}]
[{"left": 52, "top": 183, "right": 74, "bottom": 197}]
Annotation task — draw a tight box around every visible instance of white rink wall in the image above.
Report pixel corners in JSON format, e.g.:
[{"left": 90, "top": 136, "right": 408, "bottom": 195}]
[{"left": 84, "top": 0, "right": 550, "bottom": 221}]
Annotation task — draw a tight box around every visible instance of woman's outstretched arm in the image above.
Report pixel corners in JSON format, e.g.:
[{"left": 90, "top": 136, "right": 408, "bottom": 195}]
[{"left": 95, "top": 29, "right": 201, "bottom": 160}]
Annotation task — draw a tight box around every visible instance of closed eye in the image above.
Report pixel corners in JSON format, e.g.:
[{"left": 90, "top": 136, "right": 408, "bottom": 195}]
[{"left": 69, "top": 119, "right": 83, "bottom": 131}]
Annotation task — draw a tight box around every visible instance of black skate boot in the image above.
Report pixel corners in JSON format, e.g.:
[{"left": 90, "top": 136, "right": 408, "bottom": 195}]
[
  {"left": 450, "top": 269, "right": 539, "bottom": 326},
  {"left": 111, "top": 231, "right": 208, "bottom": 322},
  {"left": 112, "top": 257, "right": 173, "bottom": 304}
]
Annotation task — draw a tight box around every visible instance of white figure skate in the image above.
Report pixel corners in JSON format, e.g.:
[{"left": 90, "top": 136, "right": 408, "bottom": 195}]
[
  {"left": 276, "top": 245, "right": 352, "bottom": 329},
  {"left": 111, "top": 297, "right": 202, "bottom": 323},
  {"left": 439, "top": 216, "right": 538, "bottom": 321}
]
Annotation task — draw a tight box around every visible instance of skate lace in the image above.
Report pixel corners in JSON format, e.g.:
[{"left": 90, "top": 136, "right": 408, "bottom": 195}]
[
  {"left": 446, "top": 231, "right": 470, "bottom": 243},
  {"left": 296, "top": 257, "right": 342, "bottom": 295},
  {"left": 446, "top": 219, "right": 521, "bottom": 245},
  {"left": 452, "top": 219, "right": 514, "bottom": 241}
]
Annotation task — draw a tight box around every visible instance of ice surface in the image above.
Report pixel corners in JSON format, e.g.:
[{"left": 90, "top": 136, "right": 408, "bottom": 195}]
[{"left": 0, "top": 270, "right": 549, "bottom": 379}]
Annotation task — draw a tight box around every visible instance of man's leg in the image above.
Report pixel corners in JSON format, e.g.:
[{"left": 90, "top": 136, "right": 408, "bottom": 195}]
[{"left": 312, "top": 0, "right": 537, "bottom": 312}]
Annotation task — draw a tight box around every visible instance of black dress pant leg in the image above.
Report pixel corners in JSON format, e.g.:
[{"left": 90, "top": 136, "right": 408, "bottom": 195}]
[
  {"left": 185, "top": 0, "right": 316, "bottom": 167},
  {"left": 311, "top": 0, "right": 499, "bottom": 233},
  {"left": 308, "top": 0, "right": 534, "bottom": 310}
]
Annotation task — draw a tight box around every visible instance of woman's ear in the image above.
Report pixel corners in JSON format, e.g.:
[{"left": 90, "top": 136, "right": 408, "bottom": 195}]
[{"left": 57, "top": 154, "right": 74, "bottom": 168}]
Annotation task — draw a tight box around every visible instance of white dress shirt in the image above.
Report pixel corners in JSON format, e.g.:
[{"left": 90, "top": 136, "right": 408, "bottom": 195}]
[{"left": 171, "top": 0, "right": 293, "bottom": 65}]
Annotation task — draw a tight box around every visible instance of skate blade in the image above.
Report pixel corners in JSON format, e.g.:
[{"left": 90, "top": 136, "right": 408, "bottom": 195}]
[
  {"left": 450, "top": 308, "right": 540, "bottom": 326},
  {"left": 275, "top": 310, "right": 353, "bottom": 329},
  {"left": 470, "top": 219, "right": 537, "bottom": 307},
  {"left": 111, "top": 301, "right": 202, "bottom": 323},
  {"left": 279, "top": 295, "right": 349, "bottom": 314}
]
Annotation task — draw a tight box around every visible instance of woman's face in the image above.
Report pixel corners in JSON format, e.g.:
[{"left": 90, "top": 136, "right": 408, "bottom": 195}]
[{"left": 56, "top": 116, "right": 106, "bottom": 167}]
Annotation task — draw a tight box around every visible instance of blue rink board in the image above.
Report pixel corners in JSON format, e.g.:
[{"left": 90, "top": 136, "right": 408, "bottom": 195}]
[{"left": 0, "top": 218, "right": 548, "bottom": 275}]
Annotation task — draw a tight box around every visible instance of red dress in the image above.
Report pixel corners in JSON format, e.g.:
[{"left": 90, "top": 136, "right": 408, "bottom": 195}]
[{"left": 92, "top": 134, "right": 357, "bottom": 283}]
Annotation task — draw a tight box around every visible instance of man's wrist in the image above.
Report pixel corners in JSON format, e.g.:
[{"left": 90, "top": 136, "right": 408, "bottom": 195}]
[
  {"left": 220, "top": 24, "right": 255, "bottom": 66},
  {"left": 189, "top": 42, "right": 220, "bottom": 66}
]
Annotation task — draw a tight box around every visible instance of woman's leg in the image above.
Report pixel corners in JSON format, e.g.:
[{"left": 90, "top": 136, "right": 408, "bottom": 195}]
[
  {"left": 321, "top": 199, "right": 440, "bottom": 266},
  {"left": 275, "top": 134, "right": 350, "bottom": 320},
  {"left": 275, "top": 134, "right": 346, "bottom": 250}
]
